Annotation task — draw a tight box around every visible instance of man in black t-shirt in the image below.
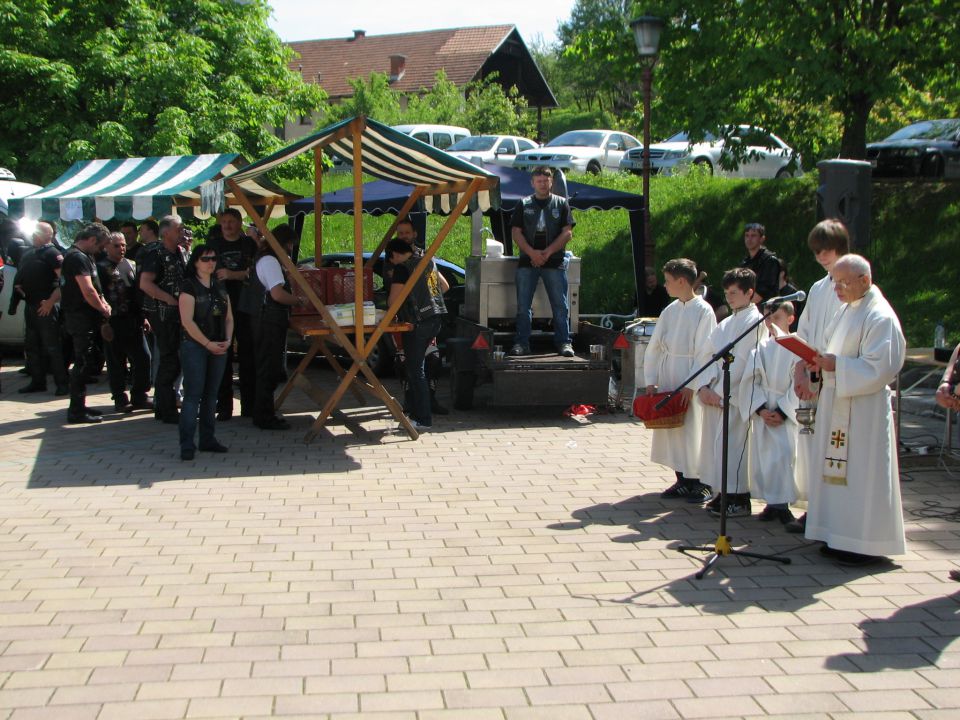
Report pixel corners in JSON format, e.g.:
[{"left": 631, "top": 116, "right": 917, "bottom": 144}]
[
  {"left": 11, "top": 221, "right": 69, "bottom": 394},
  {"left": 140, "top": 215, "right": 188, "bottom": 423},
  {"left": 61, "top": 223, "right": 112, "bottom": 423},
  {"left": 207, "top": 208, "right": 257, "bottom": 419},
  {"left": 98, "top": 232, "right": 151, "bottom": 411},
  {"left": 510, "top": 167, "right": 575, "bottom": 357},
  {"left": 739, "top": 222, "right": 780, "bottom": 304}
]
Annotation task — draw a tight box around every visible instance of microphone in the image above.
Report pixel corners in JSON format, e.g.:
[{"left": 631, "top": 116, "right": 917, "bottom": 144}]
[{"left": 762, "top": 290, "right": 806, "bottom": 308}]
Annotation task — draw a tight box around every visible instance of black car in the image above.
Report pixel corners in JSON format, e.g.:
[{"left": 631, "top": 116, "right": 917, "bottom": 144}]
[
  {"left": 866, "top": 119, "right": 960, "bottom": 178},
  {"left": 290, "top": 252, "right": 466, "bottom": 375}
]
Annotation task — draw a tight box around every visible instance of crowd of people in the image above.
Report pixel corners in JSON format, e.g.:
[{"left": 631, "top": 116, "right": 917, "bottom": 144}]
[
  {"left": 3, "top": 210, "right": 311, "bottom": 458},
  {"left": 643, "top": 218, "right": 908, "bottom": 567},
  {"left": 0, "top": 202, "right": 924, "bottom": 570}
]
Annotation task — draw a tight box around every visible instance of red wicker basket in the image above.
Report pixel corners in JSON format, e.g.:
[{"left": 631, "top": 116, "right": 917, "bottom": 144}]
[{"left": 633, "top": 392, "right": 689, "bottom": 429}]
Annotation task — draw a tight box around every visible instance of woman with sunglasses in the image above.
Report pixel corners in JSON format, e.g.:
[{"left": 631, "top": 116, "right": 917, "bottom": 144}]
[{"left": 178, "top": 244, "right": 233, "bottom": 460}]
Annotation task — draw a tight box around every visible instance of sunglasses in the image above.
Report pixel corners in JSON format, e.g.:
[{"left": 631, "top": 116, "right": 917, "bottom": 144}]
[{"left": 199, "top": 255, "right": 217, "bottom": 262}]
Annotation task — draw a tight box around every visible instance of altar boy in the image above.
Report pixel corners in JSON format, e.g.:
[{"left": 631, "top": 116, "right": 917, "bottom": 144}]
[
  {"left": 741, "top": 301, "right": 799, "bottom": 523},
  {"left": 697, "top": 268, "right": 768, "bottom": 517}
]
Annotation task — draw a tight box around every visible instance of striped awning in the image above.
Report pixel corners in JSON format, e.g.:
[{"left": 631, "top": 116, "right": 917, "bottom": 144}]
[
  {"left": 9, "top": 153, "right": 294, "bottom": 221},
  {"left": 227, "top": 117, "right": 501, "bottom": 214}
]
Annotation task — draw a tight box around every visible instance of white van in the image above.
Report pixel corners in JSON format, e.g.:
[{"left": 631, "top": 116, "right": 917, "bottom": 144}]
[{"left": 391, "top": 124, "right": 471, "bottom": 150}]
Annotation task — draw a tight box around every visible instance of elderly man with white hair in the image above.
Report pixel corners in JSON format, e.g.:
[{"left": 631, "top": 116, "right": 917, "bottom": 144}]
[{"left": 804, "top": 254, "right": 906, "bottom": 565}]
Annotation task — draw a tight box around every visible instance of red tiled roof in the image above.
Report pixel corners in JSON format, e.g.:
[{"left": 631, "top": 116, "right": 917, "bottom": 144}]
[{"left": 288, "top": 25, "right": 516, "bottom": 98}]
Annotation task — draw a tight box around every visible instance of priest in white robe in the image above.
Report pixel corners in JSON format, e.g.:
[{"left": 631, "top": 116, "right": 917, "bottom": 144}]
[{"left": 805, "top": 254, "right": 906, "bottom": 563}]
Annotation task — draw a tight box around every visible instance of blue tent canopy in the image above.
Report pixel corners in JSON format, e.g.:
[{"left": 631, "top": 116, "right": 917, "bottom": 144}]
[{"left": 287, "top": 163, "right": 643, "bottom": 216}]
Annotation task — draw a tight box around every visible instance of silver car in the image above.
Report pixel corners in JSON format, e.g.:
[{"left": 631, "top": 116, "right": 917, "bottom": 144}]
[
  {"left": 514, "top": 130, "right": 641, "bottom": 174},
  {"left": 620, "top": 125, "right": 801, "bottom": 178}
]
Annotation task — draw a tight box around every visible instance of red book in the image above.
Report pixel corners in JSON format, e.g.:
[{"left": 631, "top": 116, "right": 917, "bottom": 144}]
[{"left": 774, "top": 333, "right": 818, "bottom": 363}]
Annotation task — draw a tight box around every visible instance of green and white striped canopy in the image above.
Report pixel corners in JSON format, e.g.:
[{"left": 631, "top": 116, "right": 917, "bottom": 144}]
[
  {"left": 226, "top": 117, "right": 501, "bottom": 214},
  {"left": 9, "top": 153, "right": 293, "bottom": 221}
]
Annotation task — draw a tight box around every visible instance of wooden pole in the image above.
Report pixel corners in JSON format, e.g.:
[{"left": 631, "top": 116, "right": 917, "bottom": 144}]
[
  {"left": 314, "top": 147, "right": 323, "bottom": 263},
  {"left": 351, "top": 117, "right": 365, "bottom": 355}
]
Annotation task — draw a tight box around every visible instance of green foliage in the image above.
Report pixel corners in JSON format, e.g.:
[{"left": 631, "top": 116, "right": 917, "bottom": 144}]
[
  {"left": 641, "top": 0, "right": 959, "bottom": 163},
  {"left": 333, "top": 73, "right": 403, "bottom": 125},
  {"left": 0, "top": 0, "right": 328, "bottom": 183},
  {"left": 558, "top": 0, "right": 639, "bottom": 114},
  {"left": 405, "top": 70, "right": 463, "bottom": 124}
]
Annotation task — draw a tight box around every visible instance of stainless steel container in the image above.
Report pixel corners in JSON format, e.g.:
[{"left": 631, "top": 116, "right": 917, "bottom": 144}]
[{"left": 463, "top": 255, "right": 581, "bottom": 327}]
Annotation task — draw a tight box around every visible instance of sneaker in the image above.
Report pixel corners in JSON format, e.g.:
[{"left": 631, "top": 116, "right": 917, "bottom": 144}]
[
  {"left": 660, "top": 480, "right": 699, "bottom": 499},
  {"left": 784, "top": 512, "right": 807, "bottom": 534},
  {"left": 509, "top": 344, "right": 528, "bottom": 356},
  {"left": 757, "top": 506, "right": 795, "bottom": 524},
  {"left": 684, "top": 483, "right": 713, "bottom": 503},
  {"left": 701, "top": 492, "right": 722, "bottom": 510},
  {"left": 401, "top": 420, "right": 432, "bottom": 432},
  {"left": 559, "top": 343, "right": 575, "bottom": 357},
  {"left": 709, "top": 498, "right": 751, "bottom": 518}
]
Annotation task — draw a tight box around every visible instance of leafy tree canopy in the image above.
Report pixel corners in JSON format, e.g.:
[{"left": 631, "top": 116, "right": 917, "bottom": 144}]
[
  {"left": 557, "top": 0, "right": 960, "bottom": 166},
  {"left": 332, "top": 69, "right": 534, "bottom": 137},
  {"left": 0, "top": 0, "right": 328, "bottom": 183}
]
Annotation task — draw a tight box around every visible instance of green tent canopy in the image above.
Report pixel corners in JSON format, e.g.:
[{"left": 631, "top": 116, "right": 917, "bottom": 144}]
[{"left": 8, "top": 153, "right": 294, "bottom": 221}]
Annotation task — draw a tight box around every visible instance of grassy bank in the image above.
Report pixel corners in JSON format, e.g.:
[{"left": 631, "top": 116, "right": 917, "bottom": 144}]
[{"left": 282, "top": 172, "right": 959, "bottom": 347}]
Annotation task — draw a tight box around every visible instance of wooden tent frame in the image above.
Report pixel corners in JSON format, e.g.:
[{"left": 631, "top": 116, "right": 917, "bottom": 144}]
[{"left": 228, "top": 117, "right": 498, "bottom": 441}]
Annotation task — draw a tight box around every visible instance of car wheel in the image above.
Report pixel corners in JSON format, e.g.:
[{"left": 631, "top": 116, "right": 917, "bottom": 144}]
[
  {"left": 693, "top": 158, "right": 713, "bottom": 175},
  {"left": 367, "top": 337, "right": 395, "bottom": 376},
  {"left": 775, "top": 168, "right": 792, "bottom": 179},
  {"left": 586, "top": 160, "right": 602, "bottom": 174},
  {"left": 921, "top": 154, "right": 944, "bottom": 178}
]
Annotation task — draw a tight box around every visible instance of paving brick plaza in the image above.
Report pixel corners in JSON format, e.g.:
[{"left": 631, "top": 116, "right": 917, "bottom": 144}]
[{"left": 1, "top": 363, "right": 959, "bottom": 719}]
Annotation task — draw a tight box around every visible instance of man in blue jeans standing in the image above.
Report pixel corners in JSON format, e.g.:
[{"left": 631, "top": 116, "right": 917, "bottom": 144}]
[{"left": 509, "top": 166, "right": 575, "bottom": 357}]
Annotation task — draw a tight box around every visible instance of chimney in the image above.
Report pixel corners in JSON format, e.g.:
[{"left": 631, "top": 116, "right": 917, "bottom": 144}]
[
  {"left": 349, "top": 29, "right": 365, "bottom": 41},
  {"left": 388, "top": 54, "right": 407, "bottom": 83}
]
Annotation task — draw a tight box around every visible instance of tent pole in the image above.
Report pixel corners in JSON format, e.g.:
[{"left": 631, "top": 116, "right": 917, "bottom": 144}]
[
  {"left": 351, "top": 117, "right": 366, "bottom": 356},
  {"left": 314, "top": 147, "right": 323, "bottom": 263}
]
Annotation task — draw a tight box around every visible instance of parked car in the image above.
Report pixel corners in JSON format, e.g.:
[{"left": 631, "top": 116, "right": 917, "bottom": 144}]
[
  {"left": 866, "top": 119, "right": 960, "bottom": 179},
  {"left": 446, "top": 135, "right": 539, "bottom": 167},
  {"left": 513, "top": 129, "right": 640, "bottom": 174},
  {"left": 391, "top": 124, "right": 471, "bottom": 150},
  {"left": 620, "top": 125, "right": 801, "bottom": 178},
  {"left": 292, "top": 252, "right": 466, "bottom": 375}
]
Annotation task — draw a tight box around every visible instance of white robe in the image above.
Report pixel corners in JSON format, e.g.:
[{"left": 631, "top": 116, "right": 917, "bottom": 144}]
[
  {"left": 643, "top": 296, "right": 717, "bottom": 477},
  {"left": 794, "top": 274, "right": 844, "bottom": 500},
  {"left": 805, "top": 285, "right": 906, "bottom": 556},
  {"left": 742, "top": 329, "right": 799, "bottom": 504},
  {"left": 699, "top": 305, "right": 768, "bottom": 494}
]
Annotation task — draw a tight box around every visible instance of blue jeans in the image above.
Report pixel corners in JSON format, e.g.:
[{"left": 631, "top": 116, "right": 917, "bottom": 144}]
[
  {"left": 179, "top": 338, "right": 228, "bottom": 452},
  {"left": 402, "top": 315, "right": 443, "bottom": 426},
  {"left": 514, "top": 265, "right": 570, "bottom": 349}
]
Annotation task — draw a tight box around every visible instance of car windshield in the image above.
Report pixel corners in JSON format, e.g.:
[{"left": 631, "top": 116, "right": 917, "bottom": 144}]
[
  {"left": 546, "top": 131, "right": 606, "bottom": 148},
  {"left": 663, "top": 131, "right": 719, "bottom": 143},
  {"left": 448, "top": 136, "right": 497, "bottom": 151},
  {"left": 885, "top": 120, "right": 960, "bottom": 141}
]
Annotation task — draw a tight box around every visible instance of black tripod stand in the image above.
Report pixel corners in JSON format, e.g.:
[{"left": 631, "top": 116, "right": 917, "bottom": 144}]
[{"left": 658, "top": 307, "right": 792, "bottom": 579}]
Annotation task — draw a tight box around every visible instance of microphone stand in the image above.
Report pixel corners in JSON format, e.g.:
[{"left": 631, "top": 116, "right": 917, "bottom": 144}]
[{"left": 657, "top": 303, "right": 792, "bottom": 579}]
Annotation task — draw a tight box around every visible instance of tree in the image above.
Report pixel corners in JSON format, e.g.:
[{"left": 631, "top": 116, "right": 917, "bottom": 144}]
[
  {"left": 644, "top": 0, "right": 960, "bottom": 162},
  {"left": 0, "top": 0, "right": 328, "bottom": 183},
  {"left": 332, "top": 72, "right": 403, "bottom": 125},
  {"left": 558, "top": 0, "right": 640, "bottom": 114}
]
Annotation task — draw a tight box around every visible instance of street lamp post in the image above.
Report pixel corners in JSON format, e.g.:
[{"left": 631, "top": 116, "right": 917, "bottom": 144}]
[{"left": 629, "top": 16, "right": 663, "bottom": 306}]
